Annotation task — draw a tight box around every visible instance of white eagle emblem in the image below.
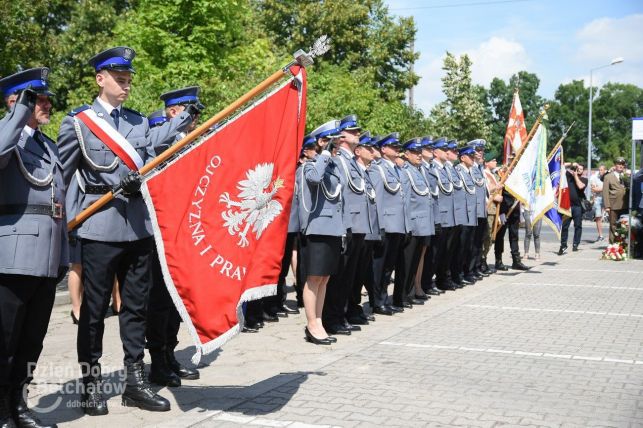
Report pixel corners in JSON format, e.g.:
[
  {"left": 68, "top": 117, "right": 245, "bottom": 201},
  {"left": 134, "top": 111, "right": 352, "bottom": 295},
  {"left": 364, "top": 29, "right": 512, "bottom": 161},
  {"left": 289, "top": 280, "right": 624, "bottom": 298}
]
[{"left": 219, "top": 163, "right": 284, "bottom": 247}]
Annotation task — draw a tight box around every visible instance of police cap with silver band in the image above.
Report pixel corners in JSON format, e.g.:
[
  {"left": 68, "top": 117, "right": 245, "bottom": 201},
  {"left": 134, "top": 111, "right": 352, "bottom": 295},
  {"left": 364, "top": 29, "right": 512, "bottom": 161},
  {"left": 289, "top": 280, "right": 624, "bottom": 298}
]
[
  {"left": 376, "top": 132, "right": 401, "bottom": 148},
  {"left": 312, "top": 119, "right": 341, "bottom": 140},
  {"left": 147, "top": 109, "right": 168, "bottom": 128},
  {"left": 160, "top": 86, "right": 205, "bottom": 110},
  {"left": 432, "top": 137, "right": 448, "bottom": 150},
  {"left": 446, "top": 139, "right": 458, "bottom": 150},
  {"left": 403, "top": 137, "right": 423, "bottom": 152},
  {"left": 421, "top": 136, "right": 434, "bottom": 149},
  {"left": 0, "top": 67, "right": 54, "bottom": 97},
  {"left": 89, "top": 46, "right": 136, "bottom": 73},
  {"left": 467, "top": 139, "right": 487, "bottom": 150},
  {"left": 338, "top": 114, "right": 361, "bottom": 132}
]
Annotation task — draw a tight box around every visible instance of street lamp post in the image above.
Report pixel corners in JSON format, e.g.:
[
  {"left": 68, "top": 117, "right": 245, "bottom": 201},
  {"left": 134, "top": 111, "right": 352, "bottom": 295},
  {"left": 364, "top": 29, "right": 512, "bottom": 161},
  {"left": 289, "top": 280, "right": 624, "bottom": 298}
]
[{"left": 586, "top": 57, "right": 624, "bottom": 197}]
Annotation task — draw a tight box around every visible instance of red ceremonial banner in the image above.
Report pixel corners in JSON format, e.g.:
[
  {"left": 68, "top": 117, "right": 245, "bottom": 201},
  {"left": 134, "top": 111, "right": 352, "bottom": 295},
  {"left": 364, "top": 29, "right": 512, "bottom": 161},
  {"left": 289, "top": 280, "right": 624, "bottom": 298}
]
[{"left": 142, "top": 68, "right": 306, "bottom": 362}]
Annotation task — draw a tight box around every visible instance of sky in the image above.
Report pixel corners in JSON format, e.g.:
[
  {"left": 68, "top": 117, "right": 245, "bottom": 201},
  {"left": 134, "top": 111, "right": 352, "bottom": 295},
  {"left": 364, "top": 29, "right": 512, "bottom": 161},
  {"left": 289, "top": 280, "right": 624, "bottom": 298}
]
[{"left": 384, "top": 0, "right": 643, "bottom": 114}]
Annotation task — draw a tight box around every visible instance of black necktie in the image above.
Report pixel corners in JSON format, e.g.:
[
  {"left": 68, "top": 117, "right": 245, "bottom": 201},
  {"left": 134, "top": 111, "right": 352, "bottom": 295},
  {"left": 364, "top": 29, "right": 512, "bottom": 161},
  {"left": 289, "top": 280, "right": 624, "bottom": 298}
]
[{"left": 110, "top": 108, "right": 120, "bottom": 130}]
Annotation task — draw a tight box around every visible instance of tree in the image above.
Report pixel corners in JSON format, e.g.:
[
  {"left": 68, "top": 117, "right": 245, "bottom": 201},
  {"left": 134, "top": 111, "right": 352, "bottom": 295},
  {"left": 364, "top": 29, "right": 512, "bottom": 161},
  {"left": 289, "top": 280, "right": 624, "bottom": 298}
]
[
  {"left": 257, "top": 0, "right": 418, "bottom": 101},
  {"left": 429, "top": 52, "right": 490, "bottom": 143},
  {"left": 547, "top": 80, "right": 590, "bottom": 162}
]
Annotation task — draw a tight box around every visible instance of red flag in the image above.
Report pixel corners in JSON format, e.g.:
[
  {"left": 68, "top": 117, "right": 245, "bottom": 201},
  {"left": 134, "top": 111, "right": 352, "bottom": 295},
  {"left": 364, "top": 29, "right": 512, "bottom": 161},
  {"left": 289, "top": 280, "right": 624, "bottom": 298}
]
[
  {"left": 143, "top": 67, "right": 306, "bottom": 362},
  {"left": 503, "top": 91, "right": 528, "bottom": 165}
]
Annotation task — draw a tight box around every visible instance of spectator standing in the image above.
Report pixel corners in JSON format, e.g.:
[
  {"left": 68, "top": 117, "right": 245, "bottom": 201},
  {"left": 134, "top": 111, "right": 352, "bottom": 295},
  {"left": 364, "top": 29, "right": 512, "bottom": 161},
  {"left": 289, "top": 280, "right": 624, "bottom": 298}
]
[
  {"left": 522, "top": 209, "right": 542, "bottom": 260},
  {"left": 602, "top": 157, "right": 629, "bottom": 243},
  {"left": 559, "top": 163, "right": 587, "bottom": 254},
  {"left": 589, "top": 164, "right": 607, "bottom": 242}
]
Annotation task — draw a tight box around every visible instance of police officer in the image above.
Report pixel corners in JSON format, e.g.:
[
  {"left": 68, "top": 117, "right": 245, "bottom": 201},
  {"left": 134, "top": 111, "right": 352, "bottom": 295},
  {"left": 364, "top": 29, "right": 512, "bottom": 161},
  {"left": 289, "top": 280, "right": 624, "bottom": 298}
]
[
  {"left": 367, "top": 133, "right": 408, "bottom": 315},
  {"left": 417, "top": 137, "right": 443, "bottom": 297},
  {"left": 323, "top": 115, "right": 370, "bottom": 335},
  {"left": 453, "top": 146, "right": 479, "bottom": 284},
  {"left": 145, "top": 87, "right": 202, "bottom": 388},
  {"left": 428, "top": 138, "right": 458, "bottom": 291},
  {"left": 346, "top": 131, "right": 379, "bottom": 324},
  {"left": 467, "top": 139, "right": 491, "bottom": 277},
  {"left": 58, "top": 46, "right": 170, "bottom": 414},
  {"left": 399, "top": 138, "right": 435, "bottom": 307},
  {"left": 298, "top": 120, "right": 344, "bottom": 345},
  {"left": 0, "top": 68, "right": 66, "bottom": 428},
  {"left": 445, "top": 140, "right": 469, "bottom": 287}
]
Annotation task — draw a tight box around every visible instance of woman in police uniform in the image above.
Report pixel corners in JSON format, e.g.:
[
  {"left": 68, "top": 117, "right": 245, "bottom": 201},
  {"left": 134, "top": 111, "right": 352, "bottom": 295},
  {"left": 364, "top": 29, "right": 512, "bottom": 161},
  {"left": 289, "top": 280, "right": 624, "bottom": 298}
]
[{"left": 298, "top": 120, "right": 345, "bottom": 345}]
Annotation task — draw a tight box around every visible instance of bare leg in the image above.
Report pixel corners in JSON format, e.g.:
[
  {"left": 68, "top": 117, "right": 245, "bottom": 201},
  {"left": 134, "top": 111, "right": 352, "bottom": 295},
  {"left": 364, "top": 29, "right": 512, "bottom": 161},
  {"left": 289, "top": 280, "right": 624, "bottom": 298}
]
[
  {"left": 112, "top": 277, "right": 121, "bottom": 313},
  {"left": 68, "top": 263, "right": 83, "bottom": 320},
  {"left": 414, "top": 246, "right": 427, "bottom": 296},
  {"left": 290, "top": 249, "right": 298, "bottom": 281},
  {"left": 303, "top": 275, "right": 329, "bottom": 338}
]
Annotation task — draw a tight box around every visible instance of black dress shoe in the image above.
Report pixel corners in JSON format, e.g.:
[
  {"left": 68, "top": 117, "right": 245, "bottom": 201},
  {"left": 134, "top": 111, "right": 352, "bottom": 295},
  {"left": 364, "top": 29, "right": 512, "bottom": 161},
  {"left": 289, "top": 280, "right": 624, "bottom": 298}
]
[
  {"left": 271, "top": 306, "right": 289, "bottom": 318},
  {"left": 558, "top": 246, "right": 568, "bottom": 255},
  {"left": 408, "top": 298, "right": 424, "bottom": 305},
  {"left": 426, "top": 288, "right": 440, "bottom": 295},
  {"left": 463, "top": 275, "right": 477, "bottom": 284},
  {"left": 361, "top": 313, "right": 376, "bottom": 322},
  {"left": 347, "top": 316, "right": 369, "bottom": 325},
  {"left": 473, "top": 270, "right": 486, "bottom": 279},
  {"left": 572, "top": 245, "right": 579, "bottom": 252},
  {"left": 304, "top": 327, "right": 332, "bottom": 345},
  {"left": 242, "top": 325, "right": 259, "bottom": 333},
  {"left": 373, "top": 306, "right": 393, "bottom": 316},
  {"left": 261, "top": 311, "right": 279, "bottom": 322},
  {"left": 12, "top": 388, "right": 57, "bottom": 428},
  {"left": 326, "top": 336, "right": 338, "bottom": 343},
  {"left": 414, "top": 293, "right": 429, "bottom": 301},
  {"left": 402, "top": 301, "right": 414, "bottom": 308},
  {"left": 495, "top": 261, "right": 509, "bottom": 271},
  {"left": 390, "top": 305, "right": 405, "bottom": 313},
  {"left": 148, "top": 349, "right": 181, "bottom": 387},
  {"left": 280, "top": 304, "right": 300, "bottom": 315},
  {"left": 122, "top": 362, "right": 171, "bottom": 412},
  {"left": 70, "top": 310, "right": 79, "bottom": 325},
  {"left": 167, "top": 349, "right": 200, "bottom": 380},
  {"left": 325, "top": 324, "right": 351, "bottom": 335},
  {"left": 343, "top": 321, "right": 361, "bottom": 332}
]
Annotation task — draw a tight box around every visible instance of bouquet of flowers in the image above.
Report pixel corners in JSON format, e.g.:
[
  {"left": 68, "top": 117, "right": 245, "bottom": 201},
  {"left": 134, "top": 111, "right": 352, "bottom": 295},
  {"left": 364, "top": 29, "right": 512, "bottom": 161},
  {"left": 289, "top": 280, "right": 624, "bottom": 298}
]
[{"left": 601, "top": 243, "right": 627, "bottom": 261}]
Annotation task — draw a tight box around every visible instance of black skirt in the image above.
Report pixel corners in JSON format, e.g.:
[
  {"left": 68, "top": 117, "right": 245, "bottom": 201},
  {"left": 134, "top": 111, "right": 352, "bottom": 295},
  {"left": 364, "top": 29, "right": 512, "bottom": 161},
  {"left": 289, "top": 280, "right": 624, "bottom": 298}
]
[
  {"left": 300, "top": 234, "right": 341, "bottom": 277},
  {"left": 69, "top": 236, "right": 81, "bottom": 265}
]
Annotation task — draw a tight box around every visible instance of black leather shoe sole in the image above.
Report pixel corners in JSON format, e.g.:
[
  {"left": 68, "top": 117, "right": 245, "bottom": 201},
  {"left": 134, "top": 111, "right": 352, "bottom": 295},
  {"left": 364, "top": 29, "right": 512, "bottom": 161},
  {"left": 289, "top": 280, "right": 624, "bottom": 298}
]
[
  {"left": 373, "top": 307, "right": 393, "bottom": 316},
  {"left": 176, "top": 370, "right": 200, "bottom": 380},
  {"left": 122, "top": 395, "right": 170, "bottom": 412}
]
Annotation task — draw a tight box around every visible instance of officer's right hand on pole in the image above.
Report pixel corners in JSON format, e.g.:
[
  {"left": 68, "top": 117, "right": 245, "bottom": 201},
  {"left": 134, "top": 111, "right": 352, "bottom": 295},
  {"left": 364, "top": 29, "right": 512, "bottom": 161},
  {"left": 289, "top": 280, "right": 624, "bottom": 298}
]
[
  {"left": 16, "top": 88, "right": 37, "bottom": 112},
  {"left": 120, "top": 171, "right": 143, "bottom": 195},
  {"left": 185, "top": 103, "right": 201, "bottom": 120}
]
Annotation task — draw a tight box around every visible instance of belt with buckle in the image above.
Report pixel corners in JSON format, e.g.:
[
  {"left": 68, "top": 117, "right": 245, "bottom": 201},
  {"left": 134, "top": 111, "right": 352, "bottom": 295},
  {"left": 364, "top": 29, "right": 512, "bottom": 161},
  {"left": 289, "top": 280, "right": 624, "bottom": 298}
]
[
  {"left": 0, "top": 203, "right": 64, "bottom": 219},
  {"left": 84, "top": 185, "right": 114, "bottom": 194}
]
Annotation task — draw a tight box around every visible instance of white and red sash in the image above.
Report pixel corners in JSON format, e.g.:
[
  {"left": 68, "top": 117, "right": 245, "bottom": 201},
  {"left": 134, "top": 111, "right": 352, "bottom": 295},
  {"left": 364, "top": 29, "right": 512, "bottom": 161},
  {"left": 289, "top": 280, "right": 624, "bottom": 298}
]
[{"left": 75, "top": 109, "right": 144, "bottom": 171}]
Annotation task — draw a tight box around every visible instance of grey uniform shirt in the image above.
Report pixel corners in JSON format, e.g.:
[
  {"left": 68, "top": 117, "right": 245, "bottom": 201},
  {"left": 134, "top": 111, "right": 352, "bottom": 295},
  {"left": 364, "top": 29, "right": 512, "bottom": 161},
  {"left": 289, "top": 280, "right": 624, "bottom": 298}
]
[
  {"left": 367, "top": 158, "right": 408, "bottom": 234},
  {"left": 149, "top": 112, "right": 192, "bottom": 155},
  {"left": 471, "top": 162, "right": 487, "bottom": 219},
  {"left": 454, "top": 164, "right": 478, "bottom": 226},
  {"left": 431, "top": 159, "right": 456, "bottom": 228},
  {"left": 402, "top": 162, "right": 435, "bottom": 237},
  {"left": 58, "top": 98, "right": 156, "bottom": 242},
  {"left": 446, "top": 161, "right": 467, "bottom": 226},
  {"left": 335, "top": 147, "right": 373, "bottom": 235},
  {"left": 0, "top": 104, "right": 69, "bottom": 277}
]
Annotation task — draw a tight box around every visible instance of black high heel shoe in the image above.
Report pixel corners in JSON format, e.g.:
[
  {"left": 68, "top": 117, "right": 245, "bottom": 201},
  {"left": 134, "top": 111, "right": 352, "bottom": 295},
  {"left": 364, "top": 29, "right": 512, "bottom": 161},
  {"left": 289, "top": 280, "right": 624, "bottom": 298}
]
[
  {"left": 304, "top": 327, "right": 332, "bottom": 345},
  {"left": 71, "top": 310, "right": 79, "bottom": 325}
]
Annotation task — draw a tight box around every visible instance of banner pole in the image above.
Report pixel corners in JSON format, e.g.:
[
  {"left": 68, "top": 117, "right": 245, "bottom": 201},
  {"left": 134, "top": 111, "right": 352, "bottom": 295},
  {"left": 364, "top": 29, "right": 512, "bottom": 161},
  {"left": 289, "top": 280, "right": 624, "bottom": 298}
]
[
  {"left": 490, "top": 104, "right": 550, "bottom": 240},
  {"left": 68, "top": 36, "right": 331, "bottom": 230}
]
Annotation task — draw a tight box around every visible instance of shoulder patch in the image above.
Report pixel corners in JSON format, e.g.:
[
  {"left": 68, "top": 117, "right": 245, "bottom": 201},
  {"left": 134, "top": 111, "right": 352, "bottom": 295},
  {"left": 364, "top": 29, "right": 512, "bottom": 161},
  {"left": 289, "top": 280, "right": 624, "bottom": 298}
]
[
  {"left": 67, "top": 105, "right": 90, "bottom": 117},
  {"left": 123, "top": 107, "right": 143, "bottom": 117}
]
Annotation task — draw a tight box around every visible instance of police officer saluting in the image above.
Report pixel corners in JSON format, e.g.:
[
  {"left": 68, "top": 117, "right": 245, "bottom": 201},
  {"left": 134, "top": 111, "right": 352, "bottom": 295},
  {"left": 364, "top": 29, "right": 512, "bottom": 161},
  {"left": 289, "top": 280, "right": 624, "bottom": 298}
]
[
  {"left": 145, "top": 87, "right": 202, "bottom": 388},
  {"left": 0, "top": 68, "right": 66, "bottom": 428},
  {"left": 58, "top": 47, "right": 171, "bottom": 414}
]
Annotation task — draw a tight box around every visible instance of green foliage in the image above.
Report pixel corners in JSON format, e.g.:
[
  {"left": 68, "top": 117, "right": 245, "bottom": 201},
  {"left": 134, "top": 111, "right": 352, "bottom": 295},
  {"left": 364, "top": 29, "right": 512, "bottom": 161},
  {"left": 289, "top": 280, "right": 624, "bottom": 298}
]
[
  {"left": 257, "top": 0, "right": 418, "bottom": 101},
  {"left": 547, "top": 80, "right": 591, "bottom": 162},
  {"left": 429, "top": 52, "right": 490, "bottom": 144}
]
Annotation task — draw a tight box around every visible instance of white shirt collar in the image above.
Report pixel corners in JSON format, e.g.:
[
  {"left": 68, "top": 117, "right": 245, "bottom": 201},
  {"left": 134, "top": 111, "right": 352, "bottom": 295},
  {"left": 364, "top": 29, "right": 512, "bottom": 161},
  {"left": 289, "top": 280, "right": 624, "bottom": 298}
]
[
  {"left": 356, "top": 160, "right": 367, "bottom": 171},
  {"left": 96, "top": 97, "right": 121, "bottom": 115},
  {"left": 22, "top": 125, "right": 36, "bottom": 137},
  {"left": 433, "top": 158, "right": 445, "bottom": 168},
  {"left": 339, "top": 146, "right": 353, "bottom": 158}
]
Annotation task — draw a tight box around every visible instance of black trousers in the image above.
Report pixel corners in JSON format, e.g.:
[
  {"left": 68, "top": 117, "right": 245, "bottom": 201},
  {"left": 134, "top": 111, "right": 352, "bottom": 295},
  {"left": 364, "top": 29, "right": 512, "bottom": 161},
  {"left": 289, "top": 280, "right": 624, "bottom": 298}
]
[
  {"left": 494, "top": 215, "right": 520, "bottom": 261},
  {"left": 0, "top": 275, "right": 56, "bottom": 388},
  {"left": 421, "top": 228, "right": 439, "bottom": 291},
  {"left": 371, "top": 232, "right": 404, "bottom": 307},
  {"left": 470, "top": 217, "right": 487, "bottom": 272},
  {"left": 435, "top": 226, "right": 455, "bottom": 288},
  {"left": 147, "top": 250, "right": 181, "bottom": 351},
  {"left": 561, "top": 205, "right": 583, "bottom": 248},
  {"left": 324, "top": 232, "right": 364, "bottom": 326},
  {"left": 347, "top": 240, "right": 375, "bottom": 317},
  {"left": 78, "top": 238, "right": 153, "bottom": 369},
  {"left": 265, "top": 232, "right": 298, "bottom": 310},
  {"left": 453, "top": 225, "right": 476, "bottom": 279}
]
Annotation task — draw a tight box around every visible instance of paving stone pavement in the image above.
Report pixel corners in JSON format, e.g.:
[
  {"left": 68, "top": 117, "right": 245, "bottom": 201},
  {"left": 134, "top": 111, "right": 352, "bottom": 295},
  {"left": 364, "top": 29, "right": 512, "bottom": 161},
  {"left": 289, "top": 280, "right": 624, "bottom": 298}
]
[{"left": 28, "top": 235, "right": 643, "bottom": 428}]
